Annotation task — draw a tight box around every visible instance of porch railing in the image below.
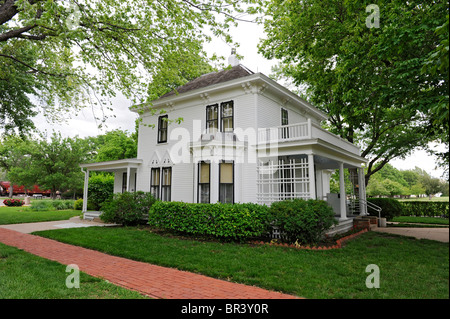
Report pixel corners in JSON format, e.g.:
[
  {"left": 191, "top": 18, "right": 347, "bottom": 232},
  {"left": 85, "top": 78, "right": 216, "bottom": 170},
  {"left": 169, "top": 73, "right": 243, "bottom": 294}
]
[{"left": 257, "top": 120, "right": 360, "bottom": 155}]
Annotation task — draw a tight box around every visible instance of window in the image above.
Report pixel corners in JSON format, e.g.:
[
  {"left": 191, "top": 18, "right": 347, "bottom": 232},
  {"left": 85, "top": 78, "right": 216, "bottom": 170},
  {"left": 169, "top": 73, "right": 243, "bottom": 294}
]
[
  {"left": 122, "top": 172, "right": 127, "bottom": 193},
  {"left": 219, "top": 161, "right": 234, "bottom": 204},
  {"left": 198, "top": 162, "right": 210, "bottom": 203},
  {"left": 281, "top": 108, "right": 289, "bottom": 139},
  {"left": 220, "top": 101, "right": 233, "bottom": 132},
  {"left": 150, "top": 168, "right": 160, "bottom": 199},
  {"left": 206, "top": 104, "right": 219, "bottom": 134},
  {"left": 161, "top": 167, "right": 172, "bottom": 201},
  {"left": 157, "top": 115, "right": 168, "bottom": 143},
  {"left": 150, "top": 167, "right": 171, "bottom": 201},
  {"left": 281, "top": 108, "right": 289, "bottom": 126}
]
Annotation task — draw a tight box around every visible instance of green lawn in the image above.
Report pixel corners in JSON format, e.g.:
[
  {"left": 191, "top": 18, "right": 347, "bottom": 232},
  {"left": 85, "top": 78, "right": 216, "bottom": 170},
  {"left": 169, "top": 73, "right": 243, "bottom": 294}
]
[
  {"left": 391, "top": 216, "right": 449, "bottom": 225},
  {"left": 34, "top": 226, "right": 449, "bottom": 299},
  {"left": 0, "top": 242, "right": 148, "bottom": 299},
  {"left": 0, "top": 206, "right": 81, "bottom": 225},
  {"left": 398, "top": 196, "right": 449, "bottom": 202}
]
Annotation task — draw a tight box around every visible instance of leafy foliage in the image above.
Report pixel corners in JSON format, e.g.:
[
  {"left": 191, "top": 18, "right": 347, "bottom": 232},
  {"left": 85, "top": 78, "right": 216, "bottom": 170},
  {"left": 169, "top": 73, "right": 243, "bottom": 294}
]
[
  {"left": 400, "top": 201, "right": 449, "bottom": 218},
  {"left": 367, "top": 198, "right": 403, "bottom": 221},
  {"left": 87, "top": 174, "right": 114, "bottom": 210},
  {"left": 259, "top": 0, "right": 449, "bottom": 182},
  {"left": 101, "top": 191, "right": 157, "bottom": 226},
  {"left": 148, "top": 201, "right": 271, "bottom": 241},
  {"left": 0, "top": 0, "right": 258, "bottom": 133},
  {"left": 268, "top": 199, "right": 337, "bottom": 244}
]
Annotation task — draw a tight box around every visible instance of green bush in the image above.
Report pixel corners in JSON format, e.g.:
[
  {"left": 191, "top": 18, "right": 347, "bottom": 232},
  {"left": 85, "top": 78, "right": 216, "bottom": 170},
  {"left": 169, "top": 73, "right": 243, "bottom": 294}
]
[
  {"left": 51, "top": 200, "right": 75, "bottom": 210},
  {"left": 73, "top": 199, "right": 96, "bottom": 211},
  {"left": 30, "top": 201, "right": 55, "bottom": 211},
  {"left": 148, "top": 202, "right": 271, "bottom": 241},
  {"left": 101, "top": 191, "right": 157, "bottom": 226},
  {"left": 400, "top": 201, "right": 449, "bottom": 218},
  {"left": 268, "top": 199, "right": 337, "bottom": 244},
  {"left": 88, "top": 174, "right": 114, "bottom": 210},
  {"left": 74, "top": 199, "right": 83, "bottom": 210},
  {"left": 367, "top": 198, "right": 403, "bottom": 221}
]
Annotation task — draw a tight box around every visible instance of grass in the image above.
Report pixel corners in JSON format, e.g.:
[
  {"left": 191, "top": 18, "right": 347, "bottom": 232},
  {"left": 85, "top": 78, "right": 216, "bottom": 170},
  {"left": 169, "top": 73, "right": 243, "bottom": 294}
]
[
  {"left": 391, "top": 216, "right": 449, "bottom": 225},
  {"left": 0, "top": 206, "right": 81, "bottom": 225},
  {"left": 0, "top": 242, "right": 148, "bottom": 299},
  {"left": 34, "top": 226, "right": 449, "bottom": 299},
  {"left": 398, "top": 196, "right": 449, "bottom": 202}
]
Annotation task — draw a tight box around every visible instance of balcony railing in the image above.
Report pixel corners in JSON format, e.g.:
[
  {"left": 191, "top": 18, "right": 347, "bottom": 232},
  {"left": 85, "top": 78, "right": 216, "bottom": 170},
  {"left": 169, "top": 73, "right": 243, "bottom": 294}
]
[{"left": 258, "top": 119, "right": 360, "bottom": 155}]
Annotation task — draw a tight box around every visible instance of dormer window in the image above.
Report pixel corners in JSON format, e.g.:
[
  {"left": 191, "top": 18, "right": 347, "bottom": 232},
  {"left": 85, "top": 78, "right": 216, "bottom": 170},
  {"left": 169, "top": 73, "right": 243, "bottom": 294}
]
[{"left": 157, "top": 115, "right": 168, "bottom": 143}]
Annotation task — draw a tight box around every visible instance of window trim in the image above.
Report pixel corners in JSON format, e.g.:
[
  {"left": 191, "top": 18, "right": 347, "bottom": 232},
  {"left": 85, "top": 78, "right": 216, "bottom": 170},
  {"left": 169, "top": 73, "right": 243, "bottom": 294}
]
[
  {"left": 206, "top": 104, "right": 219, "bottom": 134},
  {"left": 157, "top": 115, "right": 168, "bottom": 144},
  {"left": 197, "top": 161, "right": 211, "bottom": 203},
  {"left": 161, "top": 167, "right": 172, "bottom": 202},
  {"left": 150, "top": 168, "right": 160, "bottom": 199},
  {"left": 218, "top": 160, "right": 234, "bottom": 204},
  {"left": 220, "top": 101, "right": 234, "bottom": 133}
]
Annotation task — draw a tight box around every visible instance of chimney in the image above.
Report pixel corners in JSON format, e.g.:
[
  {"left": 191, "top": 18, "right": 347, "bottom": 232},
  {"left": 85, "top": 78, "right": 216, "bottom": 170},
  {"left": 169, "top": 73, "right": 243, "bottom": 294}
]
[{"left": 228, "top": 48, "right": 239, "bottom": 67}]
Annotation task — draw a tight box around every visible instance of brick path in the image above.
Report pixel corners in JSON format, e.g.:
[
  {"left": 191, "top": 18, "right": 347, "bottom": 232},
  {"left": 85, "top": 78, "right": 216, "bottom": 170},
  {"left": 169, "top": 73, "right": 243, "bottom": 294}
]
[{"left": 0, "top": 228, "right": 300, "bottom": 299}]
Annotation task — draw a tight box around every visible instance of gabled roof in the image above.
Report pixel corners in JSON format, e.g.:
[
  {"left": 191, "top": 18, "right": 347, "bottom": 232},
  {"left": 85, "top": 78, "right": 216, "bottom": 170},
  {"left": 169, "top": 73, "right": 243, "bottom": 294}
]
[{"left": 160, "top": 64, "right": 254, "bottom": 99}]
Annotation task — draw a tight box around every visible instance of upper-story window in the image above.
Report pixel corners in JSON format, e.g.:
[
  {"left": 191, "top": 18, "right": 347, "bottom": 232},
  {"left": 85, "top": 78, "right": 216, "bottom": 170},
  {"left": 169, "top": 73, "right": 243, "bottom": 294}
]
[
  {"left": 206, "top": 104, "right": 219, "bottom": 134},
  {"left": 281, "top": 108, "right": 289, "bottom": 126},
  {"left": 281, "top": 108, "right": 289, "bottom": 139},
  {"left": 221, "top": 101, "right": 234, "bottom": 132},
  {"left": 157, "top": 115, "right": 168, "bottom": 143}
]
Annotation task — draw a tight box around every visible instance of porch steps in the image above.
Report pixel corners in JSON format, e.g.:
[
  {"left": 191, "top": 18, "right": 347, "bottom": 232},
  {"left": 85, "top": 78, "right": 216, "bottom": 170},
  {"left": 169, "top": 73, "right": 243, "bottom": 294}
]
[
  {"left": 83, "top": 211, "right": 102, "bottom": 221},
  {"left": 325, "top": 218, "right": 354, "bottom": 237}
]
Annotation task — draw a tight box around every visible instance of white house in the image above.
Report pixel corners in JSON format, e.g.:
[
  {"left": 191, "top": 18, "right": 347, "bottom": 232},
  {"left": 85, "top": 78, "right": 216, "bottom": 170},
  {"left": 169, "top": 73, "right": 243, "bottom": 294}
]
[{"left": 80, "top": 52, "right": 369, "bottom": 232}]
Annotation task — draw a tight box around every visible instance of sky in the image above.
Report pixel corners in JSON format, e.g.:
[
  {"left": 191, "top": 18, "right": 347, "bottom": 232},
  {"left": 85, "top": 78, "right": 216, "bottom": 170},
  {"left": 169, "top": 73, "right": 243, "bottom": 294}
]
[{"left": 31, "top": 19, "right": 447, "bottom": 179}]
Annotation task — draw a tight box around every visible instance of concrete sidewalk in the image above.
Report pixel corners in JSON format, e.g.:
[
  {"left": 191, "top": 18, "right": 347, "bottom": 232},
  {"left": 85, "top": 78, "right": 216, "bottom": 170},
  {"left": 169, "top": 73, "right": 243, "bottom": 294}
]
[
  {"left": 373, "top": 227, "right": 449, "bottom": 243},
  {"left": 0, "top": 216, "right": 115, "bottom": 233}
]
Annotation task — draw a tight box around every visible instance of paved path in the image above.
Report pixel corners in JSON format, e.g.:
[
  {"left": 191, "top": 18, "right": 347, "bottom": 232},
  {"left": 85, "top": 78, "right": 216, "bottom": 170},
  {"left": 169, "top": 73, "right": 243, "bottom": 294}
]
[
  {"left": 373, "top": 227, "right": 449, "bottom": 243},
  {"left": 0, "top": 216, "right": 114, "bottom": 233},
  {"left": 0, "top": 227, "right": 300, "bottom": 299}
]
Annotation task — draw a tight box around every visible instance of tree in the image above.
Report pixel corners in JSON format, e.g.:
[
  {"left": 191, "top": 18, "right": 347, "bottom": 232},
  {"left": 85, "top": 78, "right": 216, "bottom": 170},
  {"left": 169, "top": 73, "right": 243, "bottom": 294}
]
[
  {"left": 0, "top": 134, "right": 37, "bottom": 196},
  {"left": 259, "top": 0, "right": 449, "bottom": 185},
  {"left": 0, "top": 0, "right": 256, "bottom": 133},
  {"left": 94, "top": 129, "right": 137, "bottom": 162}
]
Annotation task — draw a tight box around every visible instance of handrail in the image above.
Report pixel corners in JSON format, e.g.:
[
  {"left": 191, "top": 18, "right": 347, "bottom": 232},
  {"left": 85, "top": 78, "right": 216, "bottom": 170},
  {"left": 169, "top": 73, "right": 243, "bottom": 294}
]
[{"left": 359, "top": 198, "right": 382, "bottom": 219}]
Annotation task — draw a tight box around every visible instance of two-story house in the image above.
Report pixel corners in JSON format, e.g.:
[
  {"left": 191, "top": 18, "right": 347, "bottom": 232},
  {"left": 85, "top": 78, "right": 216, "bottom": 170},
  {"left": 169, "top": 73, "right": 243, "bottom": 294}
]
[{"left": 80, "top": 52, "right": 369, "bottom": 232}]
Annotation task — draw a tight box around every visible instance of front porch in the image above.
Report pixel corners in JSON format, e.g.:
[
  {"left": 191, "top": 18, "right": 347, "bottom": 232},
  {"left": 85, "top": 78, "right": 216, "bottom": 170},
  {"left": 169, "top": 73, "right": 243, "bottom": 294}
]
[
  {"left": 256, "top": 121, "right": 369, "bottom": 223},
  {"left": 80, "top": 158, "right": 142, "bottom": 216}
]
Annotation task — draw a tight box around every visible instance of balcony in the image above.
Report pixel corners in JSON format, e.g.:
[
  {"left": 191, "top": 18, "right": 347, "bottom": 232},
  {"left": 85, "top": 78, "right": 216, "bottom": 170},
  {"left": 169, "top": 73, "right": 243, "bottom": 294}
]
[{"left": 257, "top": 119, "right": 361, "bottom": 156}]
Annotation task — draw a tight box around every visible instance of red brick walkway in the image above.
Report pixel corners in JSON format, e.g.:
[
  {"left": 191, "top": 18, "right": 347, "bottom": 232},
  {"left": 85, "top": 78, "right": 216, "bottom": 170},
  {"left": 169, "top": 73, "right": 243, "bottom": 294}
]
[{"left": 0, "top": 228, "right": 300, "bottom": 299}]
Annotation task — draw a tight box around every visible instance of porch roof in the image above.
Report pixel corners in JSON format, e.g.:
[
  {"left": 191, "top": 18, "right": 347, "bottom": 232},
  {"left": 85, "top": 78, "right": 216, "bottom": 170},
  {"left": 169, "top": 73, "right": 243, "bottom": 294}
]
[{"left": 80, "top": 158, "right": 143, "bottom": 172}]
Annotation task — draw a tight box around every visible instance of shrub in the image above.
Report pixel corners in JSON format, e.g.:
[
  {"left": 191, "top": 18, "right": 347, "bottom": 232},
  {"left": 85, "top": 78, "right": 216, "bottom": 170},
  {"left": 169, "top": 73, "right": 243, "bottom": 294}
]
[
  {"left": 148, "top": 201, "right": 271, "bottom": 241},
  {"left": 30, "top": 201, "right": 55, "bottom": 211},
  {"left": 2, "top": 199, "right": 24, "bottom": 207},
  {"left": 367, "top": 198, "right": 403, "bottom": 221},
  {"left": 400, "top": 201, "right": 449, "bottom": 218},
  {"left": 74, "top": 199, "right": 83, "bottom": 210},
  {"left": 51, "top": 200, "right": 75, "bottom": 210},
  {"left": 101, "top": 191, "right": 157, "bottom": 226},
  {"left": 268, "top": 199, "right": 337, "bottom": 244},
  {"left": 88, "top": 174, "right": 114, "bottom": 210}
]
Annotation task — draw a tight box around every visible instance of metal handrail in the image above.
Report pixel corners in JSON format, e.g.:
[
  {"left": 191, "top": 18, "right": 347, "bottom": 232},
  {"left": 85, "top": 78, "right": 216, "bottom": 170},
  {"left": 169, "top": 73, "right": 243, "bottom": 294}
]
[{"left": 359, "top": 198, "right": 382, "bottom": 219}]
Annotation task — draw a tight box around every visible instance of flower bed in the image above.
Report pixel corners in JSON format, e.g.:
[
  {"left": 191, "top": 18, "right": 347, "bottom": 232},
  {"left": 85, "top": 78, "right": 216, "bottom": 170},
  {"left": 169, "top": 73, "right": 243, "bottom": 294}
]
[
  {"left": 2, "top": 199, "right": 25, "bottom": 207},
  {"left": 250, "top": 227, "right": 369, "bottom": 250}
]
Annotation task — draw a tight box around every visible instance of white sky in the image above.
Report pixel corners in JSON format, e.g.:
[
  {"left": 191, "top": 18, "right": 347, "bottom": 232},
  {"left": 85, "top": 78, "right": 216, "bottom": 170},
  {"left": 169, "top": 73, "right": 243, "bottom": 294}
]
[{"left": 31, "top": 20, "right": 447, "bottom": 179}]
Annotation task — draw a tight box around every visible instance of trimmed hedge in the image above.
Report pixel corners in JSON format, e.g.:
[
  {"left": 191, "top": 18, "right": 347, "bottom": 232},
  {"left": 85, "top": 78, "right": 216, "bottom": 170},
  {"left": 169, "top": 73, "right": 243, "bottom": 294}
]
[
  {"left": 367, "top": 198, "right": 403, "bottom": 221},
  {"left": 148, "top": 201, "right": 270, "bottom": 241},
  {"left": 268, "top": 198, "right": 337, "bottom": 244},
  {"left": 400, "top": 201, "right": 449, "bottom": 218},
  {"left": 100, "top": 191, "right": 157, "bottom": 226}
]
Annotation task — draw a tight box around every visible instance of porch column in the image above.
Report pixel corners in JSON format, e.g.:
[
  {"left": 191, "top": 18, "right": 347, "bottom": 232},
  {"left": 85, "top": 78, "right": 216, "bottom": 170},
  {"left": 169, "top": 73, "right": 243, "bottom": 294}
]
[
  {"left": 358, "top": 167, "right": 367, "bottom": 215},
  {"left": 82, "top": 168, "right": 89, "bottom": 213},
  {"left": 339, "top": 162, "right": 347, "bottom": 220},
  {"left": 308, "top": 154, "right": 316, "bottom": 199},
  {"left": 126, "top": 166, "right": 131, "bottom": 192}
]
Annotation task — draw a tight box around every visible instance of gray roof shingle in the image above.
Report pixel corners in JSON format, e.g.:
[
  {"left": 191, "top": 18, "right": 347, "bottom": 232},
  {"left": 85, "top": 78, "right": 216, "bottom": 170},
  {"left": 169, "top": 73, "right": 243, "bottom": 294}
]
[{"left": 160, "top": 64, "right": 254, "bottom": 99}]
